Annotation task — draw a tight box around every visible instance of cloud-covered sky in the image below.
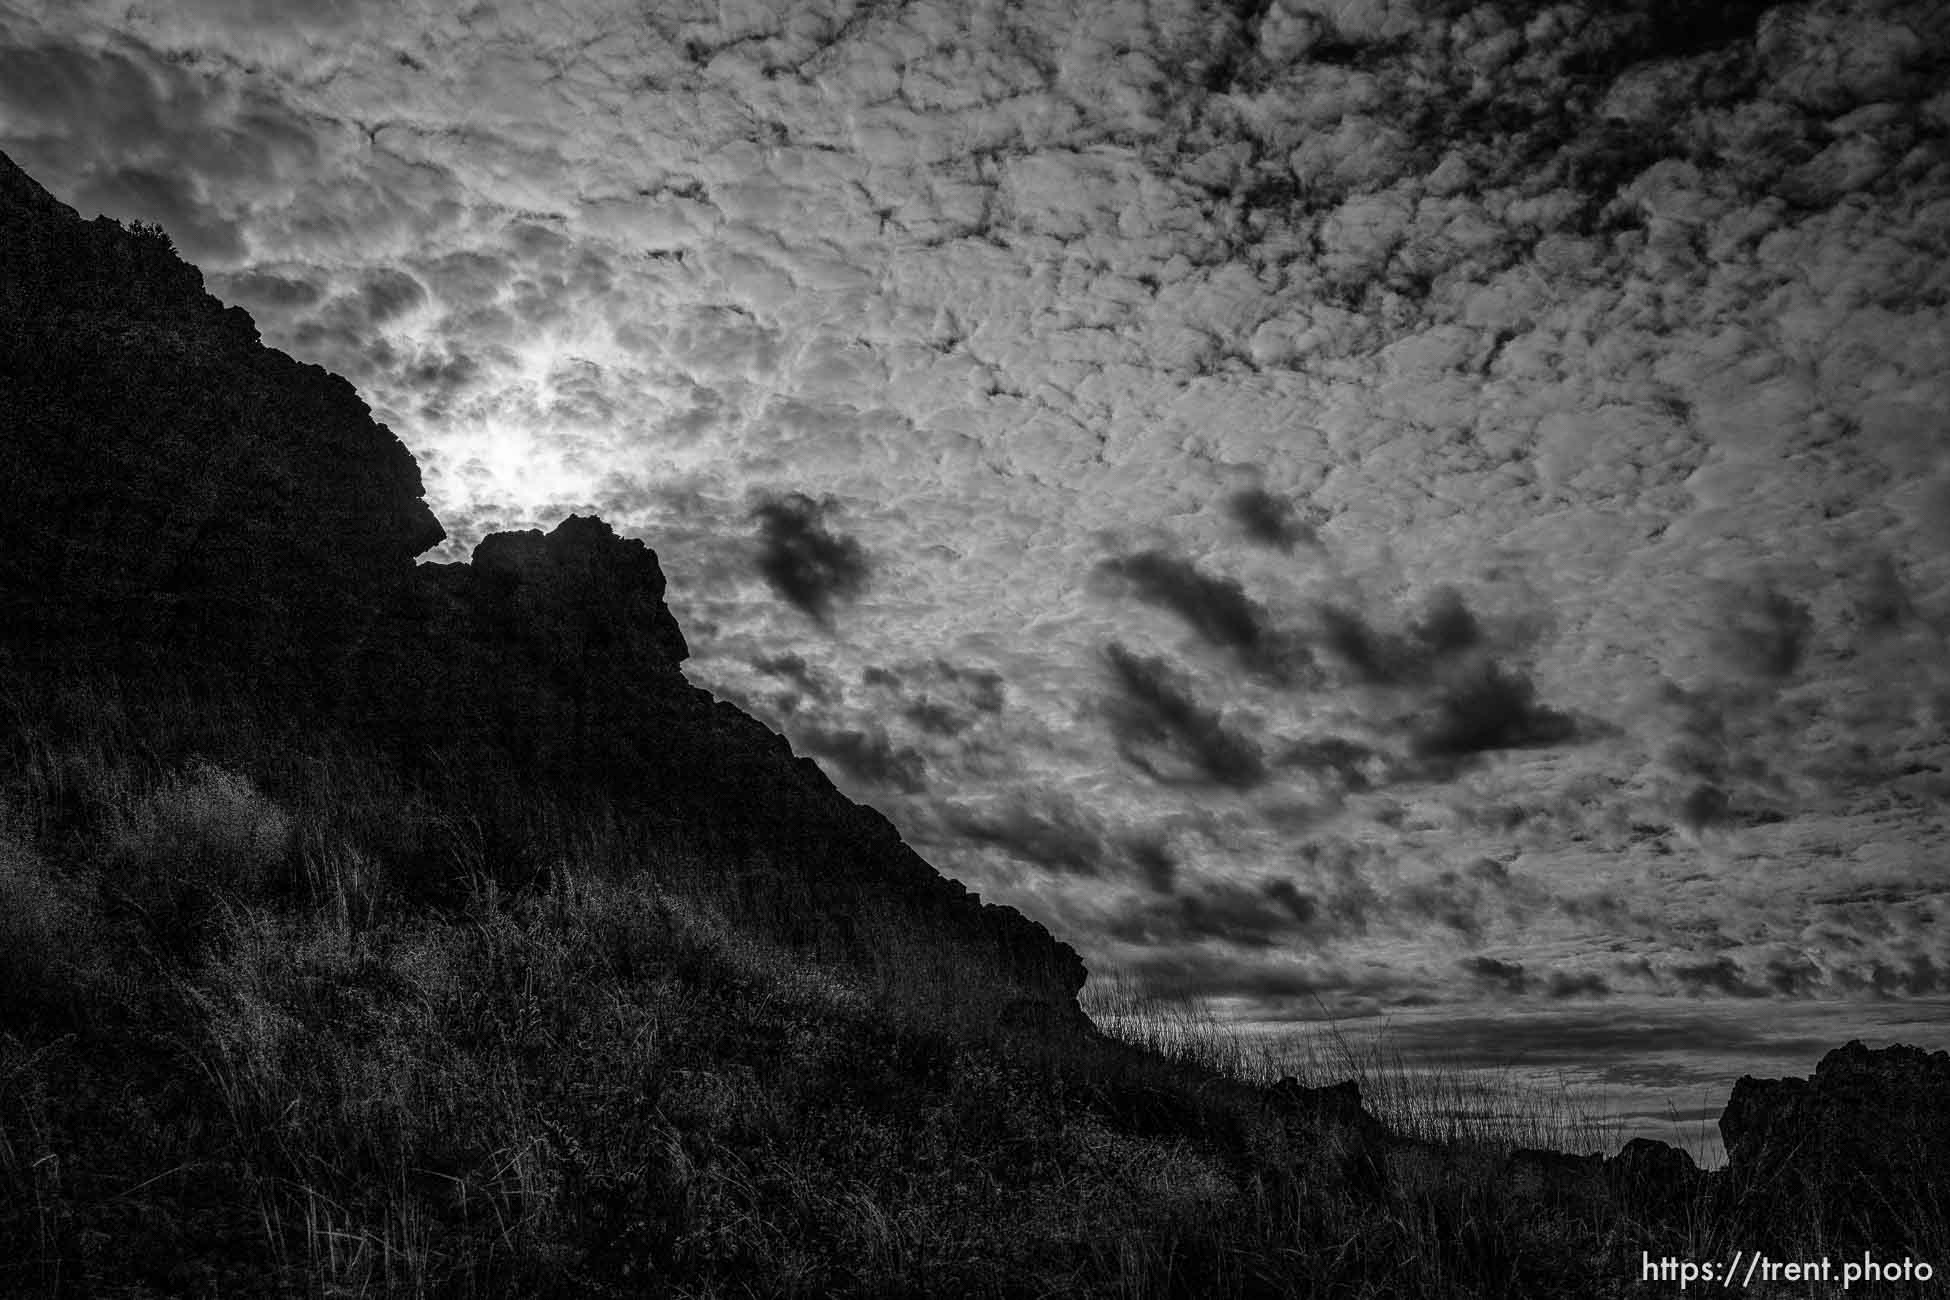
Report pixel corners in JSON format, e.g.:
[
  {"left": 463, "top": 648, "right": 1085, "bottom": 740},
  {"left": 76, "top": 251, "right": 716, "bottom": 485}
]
[{"left": 6, "top": 0, "right": 1947, "bottom": 1159}]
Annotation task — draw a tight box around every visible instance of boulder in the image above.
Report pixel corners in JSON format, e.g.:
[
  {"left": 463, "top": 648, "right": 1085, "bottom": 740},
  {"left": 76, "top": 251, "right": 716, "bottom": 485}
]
[{"left": 1604, "top": 1137, "right": 1703, "bottom": 1215}]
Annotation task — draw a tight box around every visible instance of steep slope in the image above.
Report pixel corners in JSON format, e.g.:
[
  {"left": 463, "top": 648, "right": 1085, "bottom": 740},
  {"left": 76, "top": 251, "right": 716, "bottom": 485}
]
[{"left": 0, "top": 148, "right": 1083, "bottom": 1013}]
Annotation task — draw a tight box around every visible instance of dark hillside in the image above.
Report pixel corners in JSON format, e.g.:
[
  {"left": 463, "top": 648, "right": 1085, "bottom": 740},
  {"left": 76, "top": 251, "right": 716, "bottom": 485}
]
[{"left": 0, "top": 148, "right": 1081, "bottom": 1016}]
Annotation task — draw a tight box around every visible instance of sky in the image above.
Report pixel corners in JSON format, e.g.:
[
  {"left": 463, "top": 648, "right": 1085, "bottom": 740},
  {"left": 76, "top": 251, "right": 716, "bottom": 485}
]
[{"left": 3, "top": 0, "right": 1947, "bottom": 1162}]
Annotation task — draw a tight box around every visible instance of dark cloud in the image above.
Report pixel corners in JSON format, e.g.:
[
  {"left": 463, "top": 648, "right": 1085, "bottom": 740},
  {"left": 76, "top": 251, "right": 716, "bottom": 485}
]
[
  {"left": 1412, "top": 662, "right": 1578, "bottom": 760},
  {"left": 947, "top": 797, "right": 1181, "bottom": 892},
  {"left": 1097, "top": 549, "right": 1289, "bottom": 676},
  {"left": 1828, "top": 956, "right": 1949, "bottom": 997},
  {"left": 1276, "top": 737, "right": 1382, "bottom": 791},
  {"left": 1677, "top": 782, "right": 1730, "bottom": 833},
  {"left": 860, "top": 658, "right": 1007, "bottom": 737},
  {"left": 751, "top": 652, "right": 834, "bottom": 703},
  {"left": 1668, "top": 956, "right": 1769, "bottom": 998},
  {"left": 792, "top": 724, "right": 924, "bottom": 793},
  {"left": 214, "top": 270, "right": 323, "bottom": 310},
  {"left": 1128, "top": 836, "right": 1178, "bottom": 894},
  {"left": 902, "top": 701, "right": 967, "bottom": 736},
  {"left": 751, "top": 492, "right": 870, "bottom": 624},
  {"left": 1315, "top": 602, "right": 1395, "bottom": 684},
  {"left": 1545, "top": 971, "right": 1611, "bottom": 1000},
  {"left": 358, "top": 267, "right": 427, "bottom": 324},
  {"left": 1101, "top": 643, "right": 1267, "bottom": 789},
  {"left": 1460, "top": 956, "right": 1612, "bottom": 1000},
  {"left": 404, "top": 349, "right": 480, "bottom": 401},
  {"left": 1104, "top": 949, "right": 1385, "bottom": 1005},
  {"left": 947, "top": 797, "right": 1111, "bottom": 879},
  {"left": 1396, "top": 868, "right": 1507, "bottom": 943},
  {"left": 1314, "top": 587, "right": 1487, "bottom": 686},
  {"left": 1226, "top": 486, "right": 1316, "bottom": 551},
  {"left": 1462, "top": 955, "right": 1531, "bottom": 995},
  {"left": 1710, "top": 582, "right": 1813, "bottom": 681},
  {"left": 1107, "top": 876, "right": 1339, "bottom": 950},
  {"left": 1761, "top": 954, "right": 1824, "bottom": 998},
  {"left": 1851, "top": 550, "right": 1915, "bottom": 635},
  {"left": 1410, "top": 586, "right": 1482, "bottom": 657},
  {"left": 934, "top": 661, "right": 1007, "bottom": 713}
]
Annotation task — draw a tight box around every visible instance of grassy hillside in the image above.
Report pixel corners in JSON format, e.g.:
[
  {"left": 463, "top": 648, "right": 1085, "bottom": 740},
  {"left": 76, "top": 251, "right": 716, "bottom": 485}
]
[{"left": 0, "top": 673, "right": 1939, "bottom": 1299}]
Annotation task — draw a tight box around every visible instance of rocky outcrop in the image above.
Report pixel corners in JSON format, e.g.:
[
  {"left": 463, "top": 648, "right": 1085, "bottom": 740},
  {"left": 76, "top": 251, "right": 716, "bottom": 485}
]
[
  {"left": 1494, "top": 1042, "right": 1946, "bottom": 1246},
  {"left": 0, "top": 152, "right": 442, "bottom": 690},
  {"left": 0, "top": 149, "right": 1083, "bottom": 1012},
  {"left": 1720, "top": 1040, "right": 1950, "bottom": 1248}
]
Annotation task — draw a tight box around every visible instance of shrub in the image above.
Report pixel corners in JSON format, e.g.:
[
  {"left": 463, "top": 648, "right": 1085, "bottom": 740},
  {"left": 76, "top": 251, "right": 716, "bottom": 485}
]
[
  {"left": 103, "top": 758, "right": 292, "bottom": 955},
  {"left": 0, "top": 828, "right": 69, "bottom": 986}
]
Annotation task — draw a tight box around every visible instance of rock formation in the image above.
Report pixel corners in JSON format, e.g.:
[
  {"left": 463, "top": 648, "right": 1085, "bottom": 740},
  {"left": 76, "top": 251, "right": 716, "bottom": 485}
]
[
  {"left": 1720, "top": 1040, "right": 1950, "bottom": 1248},
  {"left": 0, "top": 148, "right": 1083, "bottom": 1012}
]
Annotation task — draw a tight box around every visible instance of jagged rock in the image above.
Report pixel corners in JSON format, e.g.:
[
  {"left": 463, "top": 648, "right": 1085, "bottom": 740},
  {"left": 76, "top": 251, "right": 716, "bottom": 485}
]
[
  {"left": 1720, "top": 1040, "right": 1950, "bottom": 1247},
  {"left": 0, "top": 152, "right": 441, "bottom": 688},
  {"left": 0, "top": 148, "right": 1085, "bottom": 1015}
]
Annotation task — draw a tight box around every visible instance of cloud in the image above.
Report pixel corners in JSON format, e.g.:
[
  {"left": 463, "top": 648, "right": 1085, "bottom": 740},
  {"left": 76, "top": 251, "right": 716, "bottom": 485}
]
[
  {"left": 1226, "top": 486, "right": 1316, "bottom": 551},
  {"left": 1312, "top": 585, "right": 1490, "bottom": 687},
  {"left": 1098, "top": 947, "right": 1400, "bottom": 1008},
  {"left": 1676, "top": 782, "right": 1730, "bottom": 833},
  {"left": 946, "top": 796, "right": 1113, "bottom": 879},
  {"left": 1096, "top": 548, "right": 1298, "bottom": 680},
  {"left": 1412, "top": 662, "right": 1579, "bottom": 760},
  {"left": 1107, "top": 549, "right": 1271, "bottom": 650},
  {"left": 210, "top": 269, "right": 323, "bottom": 311},
  {"left": 1410, "top": 586, "right": 1482, "bottom": 657},
  {"left": 1100, "top": 643, "right": 1267, "bottom": 790},
  {"left": 1708, "top": 582, "right": 1813, "bottom": 682},
  {"left": 751, "top": 651, "right": 834, "bottom": 703},
  {"left": 1314, "top": 602, "right": 1396, "bottom": 685},
  {"left": 1461, "top": 955, "right": 1531, "bottom": 995},
  {"left": 72, "top": 164, "right": 246, "bottom": 263},
  {"left": 1105, "top": 876, "right": 1340, "bottom": 950},
  {"left": 357, "top": 267, "right": 427, "bottom": 324},
  {"left": 1128, "top": 836, "right": 1178, "bottom": 894},
  {"left": 792, "top": 722, "right": 926, "bottom": 795},
  {"left": 1276, "top": 737, "right": 1384, "bottom": 791},
  {"left": 1668, "top": 957, "right": 1771, "bottom": 999},
  {"left": 1849, "top": 549, "right": 1914, "bottom": 636},
  {"left": 858, "top": 657, "right": 1009, "bottom": 737},
  {"left": 750, "top": 492, "right": 870, "bottom": 625}
]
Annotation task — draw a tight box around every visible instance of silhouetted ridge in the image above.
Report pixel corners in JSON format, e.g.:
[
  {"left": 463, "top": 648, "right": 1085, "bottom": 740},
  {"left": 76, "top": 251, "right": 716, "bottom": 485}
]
[{"left": 0, "top": 148, "right": 1083, "bottom": 1011}]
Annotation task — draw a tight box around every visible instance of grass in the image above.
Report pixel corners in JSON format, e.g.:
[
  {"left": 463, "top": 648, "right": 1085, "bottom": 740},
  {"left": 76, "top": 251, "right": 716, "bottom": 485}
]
[{"left": 0, "top": 672, "right": 1942, "bottom": 1298}]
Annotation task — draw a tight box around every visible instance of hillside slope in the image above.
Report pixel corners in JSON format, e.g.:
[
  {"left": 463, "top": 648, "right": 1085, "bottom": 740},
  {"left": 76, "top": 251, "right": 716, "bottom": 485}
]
[{"left": 0, "top": 148, "right": 1082, "bottom": 1016}]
